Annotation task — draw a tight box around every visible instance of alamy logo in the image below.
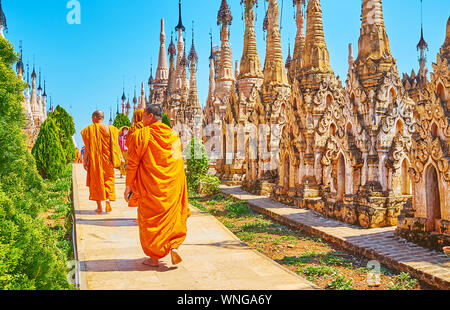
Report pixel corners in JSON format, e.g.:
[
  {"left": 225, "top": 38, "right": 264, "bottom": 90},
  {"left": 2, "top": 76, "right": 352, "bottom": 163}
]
[
  {"left": 67, "top": 0, "right": 81, "bottom": 25},
  {"left": 365, "top": 0, "right": 378, "bottom": 25},
  {"left": 366, "top": 260, "right": 381, "bottom": 286}
]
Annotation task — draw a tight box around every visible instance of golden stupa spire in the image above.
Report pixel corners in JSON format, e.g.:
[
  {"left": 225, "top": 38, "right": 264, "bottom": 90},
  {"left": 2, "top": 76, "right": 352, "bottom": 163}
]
[
  {"left": 239, "top": 0, "right": 263, "bottom": 80},
  {"left": 301, "top": 0, "right": 332, "bottom": 75},
  {"left": 292, "top": 0, "right": 306, "bottom": 79},
  {"left": 217, "top": 0, "right": 234, "bottom": 83},
  {"left": 263, "top": 0, "right": 289, "bottom": 87},
  {"left": 355, "top": 0, "right": 395, "bottom": 88},
  {"left": 440, "top": 16, "right": 450, "bottom": 61}
]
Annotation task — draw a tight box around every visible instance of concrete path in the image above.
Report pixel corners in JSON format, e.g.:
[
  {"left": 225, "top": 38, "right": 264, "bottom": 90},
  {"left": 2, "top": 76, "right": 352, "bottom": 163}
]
[
  {"left": 72, "top": 164, "right": 318, "bottom": 290},
  {"left": 220, "top": 185, "right": 450, "bottom": 289}
]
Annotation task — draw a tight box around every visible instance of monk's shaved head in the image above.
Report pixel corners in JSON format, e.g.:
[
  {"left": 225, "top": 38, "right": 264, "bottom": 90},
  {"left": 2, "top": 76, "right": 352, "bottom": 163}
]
[
  {"left": 145, "top": 104, "right": 163, "bottom": 119},
  {"left": 92, "top": 110, "right": 104, "bottom": 120}
]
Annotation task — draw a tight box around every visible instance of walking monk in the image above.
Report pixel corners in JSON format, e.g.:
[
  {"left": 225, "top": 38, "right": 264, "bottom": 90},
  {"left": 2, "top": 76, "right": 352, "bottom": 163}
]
[
  {"left": 125, "top": 104, "right": 191, "bottom": 267},
  {"left": 81, "top": 110, "right": 121, "bottom": 213},
  {"left": 126, "top": 109, "right": 145, "bottom": 208}
]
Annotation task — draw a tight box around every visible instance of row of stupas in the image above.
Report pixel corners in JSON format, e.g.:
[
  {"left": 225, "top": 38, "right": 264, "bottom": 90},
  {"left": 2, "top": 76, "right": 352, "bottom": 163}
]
[
  {"left": 198, "top": 0, "right": 448, "bottom": 250},
  {"left": 1, "top": 1, "right": 53, "bottom": 150},
  {"left": 117, "top": 0, "right": 203, "bottom": 135}
]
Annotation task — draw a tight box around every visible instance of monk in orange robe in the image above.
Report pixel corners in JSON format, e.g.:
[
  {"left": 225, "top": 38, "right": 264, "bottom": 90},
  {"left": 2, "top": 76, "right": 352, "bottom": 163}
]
[
  {"left": 81, "top": 110, "right": 121, "bottom": 213},
  {"left": 74, "top": 148, "right": 80, "bottom": 164},
  {"left": 125, "top": 104, "right": 191, "bottom": 267},
  {"left": 126, "top": 109, "right": 145, "bottom": 209}
]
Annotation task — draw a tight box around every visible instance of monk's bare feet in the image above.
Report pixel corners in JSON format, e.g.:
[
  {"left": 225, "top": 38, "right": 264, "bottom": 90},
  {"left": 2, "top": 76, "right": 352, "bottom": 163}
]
[
  {"left": 95, "top": 208, "right": 103, "bottom": 213},
  {"left": 171, "top": 249, "right": 182, "bottom": 265},
  {"left": 105, "top": 201, "right": 112, "bottom": 213},
  {"left": 143, "top": 257, "right": 160, "bottom": 267}
]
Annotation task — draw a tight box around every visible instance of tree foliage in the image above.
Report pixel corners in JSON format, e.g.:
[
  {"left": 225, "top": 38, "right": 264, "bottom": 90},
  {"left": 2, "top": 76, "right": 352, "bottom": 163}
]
[
  {"left": 48, "top": 105, "right": 76, "bottom": 164},
  {"left": 0, "top": 36, "right": 72, "bottom": 290},
  {"left": 113, "top": 113, "right": 131, "bottom": 129},
  {"left": 32, "top": 118, "right": 67, "bottom": 180},
  {"left": 162, "top": 112, "right": 172, "bottom": 129}
]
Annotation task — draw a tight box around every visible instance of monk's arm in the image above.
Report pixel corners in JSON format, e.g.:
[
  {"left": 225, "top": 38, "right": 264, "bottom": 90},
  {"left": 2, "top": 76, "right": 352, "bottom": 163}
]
[
  {"left": 81, "top": 129, "right": 90, "bottom": 170},
  {"left": 125, "top": 132, "right": 140, "bottom": 188}
]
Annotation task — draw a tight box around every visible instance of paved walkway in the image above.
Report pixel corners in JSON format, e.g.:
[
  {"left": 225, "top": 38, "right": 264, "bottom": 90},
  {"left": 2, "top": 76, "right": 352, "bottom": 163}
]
[
  {"left": 72, "top": 164, "right": 318, "bottom": 290},
  {"left": 220, "top": 185, "right": 450, "bottom": 289}
]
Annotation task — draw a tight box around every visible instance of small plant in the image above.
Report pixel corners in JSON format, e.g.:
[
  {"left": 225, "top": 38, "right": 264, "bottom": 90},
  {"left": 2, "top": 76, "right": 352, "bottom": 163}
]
[
  {"left": 388, "top": 272, "right": 418, "bottom": 290},
  {"left": 225, "top": 201, "right": 253, "bottom": 218},
  {"left": 241, "top": 219, "right": 272, "bottom": 233},
  {"left": 319, "top": 253, "right": 353, "bottom": 267},
  {"left": 326, "top": 275, "right": 356, "bottom": 290},
  {"left": 299, "top": 265, "right": 338, "bottom": 281},
  {"left": 281, "top": 252, "right": 319, "bottom": 266},
  {"left": 236, "top": 231, "right": 254, "bottom": 242}
]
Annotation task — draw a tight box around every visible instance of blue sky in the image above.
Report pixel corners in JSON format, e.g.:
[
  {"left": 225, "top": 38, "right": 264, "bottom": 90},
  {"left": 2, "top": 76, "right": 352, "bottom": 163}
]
[{"left": 3, "top": 0, "right": 449, "bottom": 148}]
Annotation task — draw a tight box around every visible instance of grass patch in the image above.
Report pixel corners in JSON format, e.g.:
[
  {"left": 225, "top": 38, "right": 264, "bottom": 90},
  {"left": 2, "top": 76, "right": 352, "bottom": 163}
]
[
  {"left": 326, "top": 275, "right": 356, "bottom": 290},
  {"left": 388, "top": 273, "right": 419, "bottom": 290},
  {"left": 281, "top": 252, "right": 320, "bottom": 265},
  {"left": 299, "top": 265, "right": 339, "bottom": 281}
]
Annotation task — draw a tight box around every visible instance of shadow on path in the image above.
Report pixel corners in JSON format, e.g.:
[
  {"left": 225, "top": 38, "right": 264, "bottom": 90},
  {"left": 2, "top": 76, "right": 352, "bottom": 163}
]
[{"left": 81, "top": 258, "right": 178, "bottom": 273}]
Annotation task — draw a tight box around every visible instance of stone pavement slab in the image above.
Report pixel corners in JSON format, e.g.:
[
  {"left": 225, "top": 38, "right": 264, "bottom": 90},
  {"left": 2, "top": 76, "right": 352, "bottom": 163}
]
[
  {"left": 72, "top": 164, "right": 319, "bottom": 290},
  {"left": 220, "top": 185, "right": 450, "bottom": 290}
]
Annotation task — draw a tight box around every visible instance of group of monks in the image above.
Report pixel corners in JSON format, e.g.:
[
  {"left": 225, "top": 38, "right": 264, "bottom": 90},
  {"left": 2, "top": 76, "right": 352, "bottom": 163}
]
[{"left": 80, "top": 104, "right": 191, "bottom": 267}]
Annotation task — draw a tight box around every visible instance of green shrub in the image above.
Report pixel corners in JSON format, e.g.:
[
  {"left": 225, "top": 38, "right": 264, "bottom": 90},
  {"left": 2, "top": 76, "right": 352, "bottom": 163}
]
[
  {"left": 162, "top": 112, "right": 172, "bottom": 129},
  {"left": 32, "top": 118, "right": 67, "bottom": 180},
  {"left": 0, "top": 36, "right": 73, "bottom": 290},
  {"left": 113, "top": 113, "right": 131, "bottom": 128},
  {"left": 48, "top": 105, "right": 76, "bottom": 164}
]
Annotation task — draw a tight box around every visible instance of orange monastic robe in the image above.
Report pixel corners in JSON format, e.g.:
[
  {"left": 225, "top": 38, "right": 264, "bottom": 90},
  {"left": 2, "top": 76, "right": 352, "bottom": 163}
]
[
  {"left": 126, "top": 122, "right": 191, "bottom": 259},
  {"left": 81, "top": 124, "right": 120, "bottom": 202},
  {"left": 126, "top": 109, "right": 145, "bottom": 208}
]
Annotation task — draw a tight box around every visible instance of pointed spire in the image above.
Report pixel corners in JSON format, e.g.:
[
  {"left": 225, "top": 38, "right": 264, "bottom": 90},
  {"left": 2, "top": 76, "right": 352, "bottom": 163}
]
[
  {"left": 16, "top": 41, "right": 24, "bottom": 79},
  {"left": 109, "top": 107, "right": 113, "bottom": 125},
  {"left": 0, "top": 0, "right": 7, "bottom": 37},
  {"left": 188, "top": 21, "right": 198, "bottom": 65},
  {"left": 292, "top": 0, "right": 306, "bottom": 78},
  {"left": 148, "top": 61, "right": 154, "bottom": 86},
  {"left": 285, "top": 41, "right": 292, "bottom": 70},
  {"left": 155, "top": 18, "right": 169, "bottom": 83},
  {"left": 301, "top": 0, "right": 332, "bottom": 74},
  {"left": 133, "top": 86, "right": 138, "bottom": 105},
  {"left": 175, "top": 0, "right": 185, "bottom": 32},
  {"left": 355, "top": 0, "right": 394, "bottom": 88},
  {"left": 439, "top": 16, "right": 450, "bottom": 61},
  {"left": 37, "top": 69, "right": 42, "bottom": 92},
  {"left": 348, "top": 43, "right": 354, "bottom": 69},
  {"left": 263, "top": 0, "right": 289, "bottom": 87},
  {"left": 43, "top": 79, "right": 47, "bottom": 97},
  {"left": 209, "top": 29, "right": 215, "bottom": 60},
  {"left": 217, "top": 0, "right": 234, "bottom": 83},
  {"left": 239, "top": 0, "right": 263, "bottom": 81},
  {"left": 168, "top": 31, "right": 177, "bottom": 56},
  {"left": 217, "top": 0, "right": 232, "bottom": 26}
]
